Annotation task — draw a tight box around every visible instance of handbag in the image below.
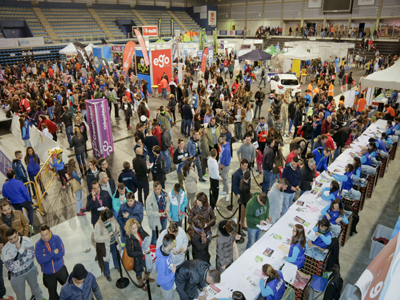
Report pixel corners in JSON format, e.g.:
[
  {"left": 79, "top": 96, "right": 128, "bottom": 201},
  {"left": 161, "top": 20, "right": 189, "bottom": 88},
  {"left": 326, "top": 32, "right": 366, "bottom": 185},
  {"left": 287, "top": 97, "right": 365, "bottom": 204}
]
[
  {"left": 70, "top": 178, "right": 82, "bottom": 192},
  {"left": 122, "top": 247, "right": 134, "bottom": 271}
]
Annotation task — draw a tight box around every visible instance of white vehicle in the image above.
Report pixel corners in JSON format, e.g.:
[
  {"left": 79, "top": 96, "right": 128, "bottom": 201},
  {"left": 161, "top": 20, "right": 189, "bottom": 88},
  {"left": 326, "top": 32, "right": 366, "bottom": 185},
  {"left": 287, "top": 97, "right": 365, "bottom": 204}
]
[{"left": 270, "top": 74, "right": 301, "bottom": 97}]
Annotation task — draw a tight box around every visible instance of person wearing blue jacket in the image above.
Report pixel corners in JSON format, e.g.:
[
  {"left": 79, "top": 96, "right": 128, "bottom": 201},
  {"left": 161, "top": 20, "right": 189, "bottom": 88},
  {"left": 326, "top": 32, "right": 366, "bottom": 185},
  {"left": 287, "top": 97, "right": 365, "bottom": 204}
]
[
  {"left": 219, "top": 135, "right": 231, "bottom": 196},
  {"left": 168, "top": 184, "right": 188, "bottom": 226},
  {"left": 369, "top": 137, "right": 388, "bottom": 157},
  {"left": 2, "top": 169, "right": 34, "bottom": 227},
  {"left": 329, "top": 164, "right": 361, "bottom": 200},
  {"left": 59, "top": 263, "right": 103, "bottom": 300},
  {"left": 281, "top": 157, "right": 301, "bottom": 216},
  {"left": 187, "top": 132, "right": 206, "bottom": 182},
  {"left": 321, "top": 199, "right": 349, "bottom": 226},
  {"left": 350, "top": 145, "right": 378, "bottom": 175},
  {"left": 384, "top": 120, "right": 399, "bottom": 142},
  {"left": 156, "top": 234, "right": 176, "bottom": 300},
  {"left": 381, "top": 132, "right": 393, "bottom": 149},
  {"left": 285, "top": 224, "right": 307, "bottom": 269},
  {"left": 35, "top": 225, "right": 68, "bottom": 300},
  {"left": 312, "top": 146, "right": 331, "bottom": 173},
  {"left": 319, "top": 180, "right": 343, "bottom": 207},
  {"left": 25, "top": 146, "right": 42, "bottom": 197},
  {"left": 307, "top": 218, "right": 332, "bottom": 250},
  {"left": 50, "top": 153, "right": 68, "bottom": 188},
  {"left": 118, "top": 161, "right": 138, "bottom": 194},
  {"left": 259, "top": 264, "right": 285, "bottom": 300},
  {"left": 12, "top": 150, "right": 28, "bottom": 183},
  {"left": 19, "top": 116, "right": 32, "bottom": 148},
  {"left": 117, "top": 192, "right": 144, "bottom": 246}
]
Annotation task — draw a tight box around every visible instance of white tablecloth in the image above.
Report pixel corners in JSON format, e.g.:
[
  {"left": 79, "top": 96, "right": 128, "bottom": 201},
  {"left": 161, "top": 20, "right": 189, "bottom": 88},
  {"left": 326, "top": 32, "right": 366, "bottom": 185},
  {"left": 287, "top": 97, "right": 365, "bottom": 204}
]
[{"left": 204, "top": 121, "right": 388, "bottom": 300}]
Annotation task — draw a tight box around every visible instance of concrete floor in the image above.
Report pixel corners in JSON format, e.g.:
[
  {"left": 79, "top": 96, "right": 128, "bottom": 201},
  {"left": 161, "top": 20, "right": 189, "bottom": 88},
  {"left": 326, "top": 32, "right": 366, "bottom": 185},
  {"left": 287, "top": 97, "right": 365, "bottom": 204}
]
[{"left": 0, "top": 64, "right": 398, "bottom": 299}]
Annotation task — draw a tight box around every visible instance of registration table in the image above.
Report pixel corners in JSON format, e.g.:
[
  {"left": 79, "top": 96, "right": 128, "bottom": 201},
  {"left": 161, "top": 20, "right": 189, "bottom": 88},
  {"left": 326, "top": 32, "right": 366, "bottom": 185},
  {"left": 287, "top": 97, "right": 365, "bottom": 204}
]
[{"left": 203, "top": 121, "right": 388, "bottom": 300}]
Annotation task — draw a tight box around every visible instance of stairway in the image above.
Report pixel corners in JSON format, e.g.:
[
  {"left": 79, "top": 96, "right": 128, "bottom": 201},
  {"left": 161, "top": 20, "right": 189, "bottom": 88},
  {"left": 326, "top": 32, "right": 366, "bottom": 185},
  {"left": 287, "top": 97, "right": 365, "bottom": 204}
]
[
  {"left": 88, "top": 8, "right": 114, "bottom": 40},
  {"left": 132, "top": 9, "right": 148, "bottom": 26},
  {"left": 167, "top": 10, "right": 188, "bottom": 32},
  {"left": 32, "top": 7, "right": 59, "bottom": 42}
]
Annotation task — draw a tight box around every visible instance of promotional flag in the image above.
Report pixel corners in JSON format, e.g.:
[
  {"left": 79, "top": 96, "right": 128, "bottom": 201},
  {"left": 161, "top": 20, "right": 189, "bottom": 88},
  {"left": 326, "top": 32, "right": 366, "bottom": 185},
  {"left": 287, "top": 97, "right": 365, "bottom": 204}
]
[
  {"left": 92, "top": 47, "right": 102, "bottom": 73},
  {"left": 199, "top": 28, "right": 205, "bottom": 51},
  {"left": 171, "top": 19, "right": 174, "bottom": 38},
  {"left": 158, "top": 18, "right": 162, "bottom": 40},
  {"left": 133, "top": 29, "right": 150, "bottom": 66},
  {"left": 213, "top": 29, "right": 218, "bottom": 56},
  {"left": 201, "top": 47, "right": 208, "bottom": 73},
  {"left": 122, "top": 41, "right": 137, "bottom": 77},
  {"left": 73, "top": 42, "right": 93, "bottom": 70},
  {"left": 100, "top": 58, "right": 110, "bottom": 77}
]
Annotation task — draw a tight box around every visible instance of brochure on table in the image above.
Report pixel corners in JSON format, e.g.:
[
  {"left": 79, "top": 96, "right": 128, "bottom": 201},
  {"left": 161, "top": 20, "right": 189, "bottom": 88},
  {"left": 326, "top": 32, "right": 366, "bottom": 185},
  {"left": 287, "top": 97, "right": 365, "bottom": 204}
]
[{"left": 203, "top": 121, "right": 387, "bottom": 300}]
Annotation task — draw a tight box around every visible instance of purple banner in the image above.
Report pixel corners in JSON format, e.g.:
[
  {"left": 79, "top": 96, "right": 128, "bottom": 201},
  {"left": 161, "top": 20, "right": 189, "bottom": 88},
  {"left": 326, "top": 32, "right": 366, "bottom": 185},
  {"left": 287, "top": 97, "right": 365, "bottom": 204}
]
[
  {"left": 86, "top": 99, "right": 114, "bottom": 159},
  {"left": 0, "top": 149, "right": 12, "bottom": 177}
]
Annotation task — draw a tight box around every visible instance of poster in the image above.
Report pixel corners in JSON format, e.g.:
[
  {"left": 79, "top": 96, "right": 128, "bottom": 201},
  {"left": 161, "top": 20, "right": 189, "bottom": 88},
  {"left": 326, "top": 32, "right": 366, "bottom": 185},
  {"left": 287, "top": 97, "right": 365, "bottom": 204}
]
[
  {"left": 308, "top": 0, "right": 322, "bottom": 8},
  {"left": 208, "top": 10, "right": 216, "bottom": 26},
  {"left": 358, "top": 0, "right": 375, "bottom": 5},
  {"left": 86, "top": 99, "right": 114, "bottom": 159},
  {"left": 123, "top": 41, "right": 137, "bottom": 77},
  {"left": 0, "top": 149, "right": 12, "bottom": 177},
  {"left": 136, "top": 49, "right": 152, "bottom": 95},
  {"left": 152, "top": 49, "right": 173, "bottom": 93}
]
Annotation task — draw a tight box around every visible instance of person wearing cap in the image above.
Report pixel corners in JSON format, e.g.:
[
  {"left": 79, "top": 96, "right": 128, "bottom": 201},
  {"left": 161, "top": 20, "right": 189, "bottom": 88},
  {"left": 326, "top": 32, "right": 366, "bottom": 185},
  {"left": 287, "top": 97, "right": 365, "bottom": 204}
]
[
  {"left": 60, "top": 263, "right": 103, "bottom": 300},
  {"left": 2, "top": 228, "right": 46, "bottom": 300}
]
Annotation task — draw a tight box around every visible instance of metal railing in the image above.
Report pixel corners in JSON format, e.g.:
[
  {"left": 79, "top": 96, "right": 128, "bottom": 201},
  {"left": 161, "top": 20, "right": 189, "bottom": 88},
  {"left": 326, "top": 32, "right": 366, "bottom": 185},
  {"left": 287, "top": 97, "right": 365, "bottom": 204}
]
[
  {"left": 34, "top": 154, "right": 57, "bottom": 215},
  {"left": 23, "top": 180, "right": 43, "bottom": 215}
]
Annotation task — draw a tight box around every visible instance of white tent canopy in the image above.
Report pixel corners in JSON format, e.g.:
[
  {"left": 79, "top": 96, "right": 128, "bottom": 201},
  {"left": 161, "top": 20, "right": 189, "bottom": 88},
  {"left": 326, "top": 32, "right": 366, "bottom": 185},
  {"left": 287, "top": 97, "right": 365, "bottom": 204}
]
[
  {"left": 361, "top": 59, "right": 400, "bottom": 90},
  {"left": 59, "top": 42, "right": 93, "bottom": 55},
  {"left": 282, "top": 44, "right": 318, "bottom": 60}
]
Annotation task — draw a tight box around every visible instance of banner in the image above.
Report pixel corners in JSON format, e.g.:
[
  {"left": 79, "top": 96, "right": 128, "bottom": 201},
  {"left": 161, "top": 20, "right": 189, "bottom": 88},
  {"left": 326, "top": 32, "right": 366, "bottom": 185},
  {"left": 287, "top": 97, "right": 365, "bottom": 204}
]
[
  {"left": 136, "top": 49, "right": 152, "bottom": 95},
  {"left": 358, "top": 0, "right": 375, "bottom": 5},
  {"left": 133, "top": 29, "right": 150, "bottom": 66},
  {"left": 201, "top": 47, "right": 208, "bottom": 73},
  {"left": 158, "top": 18, "right": 162, "bottom": 39},
  {"left": 171, "top": 19, "right": 174, "bottom": 38},
  {"left": 18, "top": 37, "right": 44, "bottom": 47},
  {"left": 199, "top": 28, "right": 206, "bottom": 51},
  {"left": 0, "top": 148, "right": 12, "bottom": 177},
  {"left": 152, "top": 49, "right": 172, "bottom": 94},
  {"left": 111, "top": 45, "right": 125, "bottom": 52},
  {"left": 100, "top": 58, "right": 110, "bottom": 77},
  {"left": 208, "top": 46, "right": 214, "bottom": 66},
  {"left": 213, "top": 29, "right": 218, "bottom": 56},
  {"left": 73, "top": 42, "right": 93, "bottom": 70},
  {"left": 122, "top": 41, "right": 137, "bottom": 77},
  {"left": 308, "top": 0, "right": 322, "bottom": 8},
  {"left": 86, "top": 99, "right": 114, "bottom": 159},
  {"left": 142, "top": 26, "right": 158, "bottom": 37},
  {"left": 93, "top": 47, "right": 102, "bottom": 73},
  {"left": 208, "top": 10, "right": 216, "bottom": 26}
]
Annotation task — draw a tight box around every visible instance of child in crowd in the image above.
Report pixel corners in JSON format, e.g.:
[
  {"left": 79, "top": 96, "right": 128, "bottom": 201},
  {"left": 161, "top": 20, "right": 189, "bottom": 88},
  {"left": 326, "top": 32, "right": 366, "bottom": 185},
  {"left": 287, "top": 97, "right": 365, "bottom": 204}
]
[
  {"left": 67, "top": 158, "right": 85, "bottom": 216},
  {"left": 41, "top": 123, "right": 53, "bottom": 139},
  {"left": 51, "top": 152, "right": 69, "bottom": 188}
]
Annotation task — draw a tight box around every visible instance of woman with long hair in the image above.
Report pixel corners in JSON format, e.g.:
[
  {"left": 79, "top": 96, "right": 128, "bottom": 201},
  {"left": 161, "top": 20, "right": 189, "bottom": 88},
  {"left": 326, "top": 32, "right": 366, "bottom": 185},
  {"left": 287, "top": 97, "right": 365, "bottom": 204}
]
[
  {"left": 70, "top": 126, "right": 86, "bottom": 173},
  {"left": 94, "top": 209, "right": 120, "bottom": 282},
  {"left": 321, "top": 198, "right": 349, "bottom": 237},
  {"left": 187, "top": 215, "right": 211, "bottom": 263},
  {"left": 216, "top": 220, "right": 240, "bottom": 272},
  {"left": 53, "top": 100, "right": 63, "bottom": 133},
  {"left": 285, "top": 224, "right": 307, "bottom": 269},
  {"left": 188, "top": 192, "right": 216, "bottom": 235},
  {"left": 125, "top": 218, "right": 154, "bottom": 291},
  {"left": 307, "top": 218, "right": 332, "bottom": 250},
  {"left": 259, "top": 264, "right": 285, "bottom": 300},
  {"left": 75, "top": 115, "right": 88, "bottom": 157},
  {"left": 19, "top": 115, "right": 32, "bottom": 148},
  {"left": 25, "top": 146, "right": 42, "bottom": 197},
  {"left": 67, "top": 158, "right": 85, "bottom": 216},
  {"left": 182, "top": 158, "right": 198, "bottom": 209},
  {"left": 319, "top": 180, "right": 342, "bottom": 206}
]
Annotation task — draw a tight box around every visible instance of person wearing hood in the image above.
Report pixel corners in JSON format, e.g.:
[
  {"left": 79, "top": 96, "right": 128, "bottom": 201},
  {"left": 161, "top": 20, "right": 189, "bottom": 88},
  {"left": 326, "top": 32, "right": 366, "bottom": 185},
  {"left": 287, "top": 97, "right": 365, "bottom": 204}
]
[
  {"left": 132, "top": 147, "right": 150, "bottom": 204},
  {"left": 118, "top": 161, "right": 138, "bottom": 194},
  {"left": 156, "top": 221, "right": 188, "bottom": 267},
  {"left": 187, "top": 131, "right": 206, "bottom": 182},
  {"left": 175, "top": 260, "right": 220, "bottom": 300},
  {"left": 59, "top": 263, "right": 103, "bottom": 300},
  {"left": 35, "top": 225, "right": 68, "bottom": 300},
  {"left": 216, "top": 220, "right": 241, "bottom": 273}
]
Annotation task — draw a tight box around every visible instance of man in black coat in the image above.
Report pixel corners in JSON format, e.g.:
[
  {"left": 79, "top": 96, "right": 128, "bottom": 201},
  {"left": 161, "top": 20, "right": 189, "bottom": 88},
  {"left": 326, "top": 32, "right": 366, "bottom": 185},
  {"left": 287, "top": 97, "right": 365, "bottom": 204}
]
[
  {"left": 332, "top": 127, "right": 357, "bottom": 160},
  {"left": 175, "top": 259, "right": 220, "bottom": 300},
  {"left": 86, "top": 181, "right": 113, "bottom": 227},
  {"left": 262, "top": 138, "right": 275, "bottom": 193},
  {"left": 300, "top": 158, "right": 316, "bottom": 195},
  {"left": 132, "top": 147, "right": 150, "bottom": 204},
  {"left": 182, "top": 99, "right": 193, "bottom": 138},
  {"left": 254, "top": 87, "right": 265, "bottom": 119},
  {"left": 293, "top": 104, "right": 304, "bottom": 138}
]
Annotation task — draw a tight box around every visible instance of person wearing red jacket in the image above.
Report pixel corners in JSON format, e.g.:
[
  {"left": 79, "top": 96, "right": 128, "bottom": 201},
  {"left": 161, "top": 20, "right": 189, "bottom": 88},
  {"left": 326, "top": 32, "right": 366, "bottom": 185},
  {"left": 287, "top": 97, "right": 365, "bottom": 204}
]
[
  {"left": 159, "top": 77, "right": 168, "bottom": 101},
  {"left": 326, "top": 130, "right": 337, "bottom": 152},
  {"left": 152, "top": 122, "right": 162, "bottom": 145},
  {"left": 20, "top": 96, "right": 31, "bottom": 113},
  {"left": 321, "top": 116, "right": 332, "bottom": 135},
  {"left": 285, "top": 145, "right": 301, "bottom": 165},
  {"left": 38, "top": 115, "right": 58, "bottom": 141}
]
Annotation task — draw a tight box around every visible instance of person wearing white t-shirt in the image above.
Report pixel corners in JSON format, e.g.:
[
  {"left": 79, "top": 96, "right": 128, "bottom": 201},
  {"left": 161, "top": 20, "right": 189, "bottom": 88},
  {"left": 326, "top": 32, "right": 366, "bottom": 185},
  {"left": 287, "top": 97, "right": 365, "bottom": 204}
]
[{"left": 207, "top": 149, "right": 222, "bottom": 210}]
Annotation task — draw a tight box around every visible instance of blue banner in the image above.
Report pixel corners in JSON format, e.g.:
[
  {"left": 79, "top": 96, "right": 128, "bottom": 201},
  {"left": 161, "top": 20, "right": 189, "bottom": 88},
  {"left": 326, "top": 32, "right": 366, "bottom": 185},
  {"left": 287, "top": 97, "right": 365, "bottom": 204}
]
[
  {"left": 102, "top": 46, "right": 112, "bottom": 63},
  {"left": 93, "top": 47, "right": 102, "bottom": 73},
  {"left": 135, "top": 49, "right": 152, "bottom": 95}
]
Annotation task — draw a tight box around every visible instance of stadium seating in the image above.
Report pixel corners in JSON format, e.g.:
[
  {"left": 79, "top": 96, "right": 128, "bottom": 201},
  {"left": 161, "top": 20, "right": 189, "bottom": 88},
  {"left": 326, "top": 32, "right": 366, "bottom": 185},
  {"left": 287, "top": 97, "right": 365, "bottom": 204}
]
[
  {"left": 94, "top": 9, "right": 134, "bottom": 39},
  {"left": 171, "top": 10, "right": 201, "bottom": 32}
]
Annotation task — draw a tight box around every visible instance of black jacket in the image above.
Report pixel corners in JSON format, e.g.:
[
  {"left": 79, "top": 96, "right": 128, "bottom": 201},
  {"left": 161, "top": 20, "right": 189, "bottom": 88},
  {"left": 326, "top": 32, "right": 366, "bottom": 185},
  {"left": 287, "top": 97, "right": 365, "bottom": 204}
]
[
  {"left": 161, "top": 130, "right": 171, "bottom": 151},
  {"left": 288, "top": 102, "right": 296, "bottom": 119},
  {"left": 254, "top": 91, "right": 265, "bottom": 105},
  {"left": 151, "top": 154, "right": 166, "bottom": 182},
  {"left": 143, "top": 136, "right": 159, "bottom": 153},
  {"left": 126, "top": 227, "right": 149, "bottom": 273},
  {"left": 294, "top": 108, "right": 303, "bottom": 127},
  {"left": 61, "top": 109, "right": 73, "bottom": 128},
  {"left": 332, "top": 127, "right": 351, "bottom": 148},
  {"left": 70, "top": 135, "right": 86, "bottom": 155},
  {"left": 85, "top": 168, "right": 99, "bottom": 192},
  {"left": 239, "top": 179, "right": 251, "bottom": 206},
  {"left": 132, "top": 155, "right": 150, "bottom": 181},
  {"left": 175, "top": 260, "right": 210, "bottom": 300},
  {"left": 300, "top": 161, "right": 316, "bottom": 191},
  {"left": 86, "top": 191, "right": 113, "bottom": 226},
  {"left": 182, "top": 104, "right": 193, "bottom": 120},
  {"left": 262, "top": 145, "right": 274, "bottom": 171},
  {"left": 118, "top": 169, "right": 138, "bottom": 194},
  {"left": 301, "top": 122, "right": 313, "bottom": 140}
]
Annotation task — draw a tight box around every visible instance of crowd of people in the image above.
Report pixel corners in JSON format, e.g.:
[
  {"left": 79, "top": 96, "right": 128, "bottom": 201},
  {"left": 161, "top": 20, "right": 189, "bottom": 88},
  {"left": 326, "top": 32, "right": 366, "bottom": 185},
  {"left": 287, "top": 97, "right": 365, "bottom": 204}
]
[{"left": 0, "top": 37, "right": 399, "bottom": 300}]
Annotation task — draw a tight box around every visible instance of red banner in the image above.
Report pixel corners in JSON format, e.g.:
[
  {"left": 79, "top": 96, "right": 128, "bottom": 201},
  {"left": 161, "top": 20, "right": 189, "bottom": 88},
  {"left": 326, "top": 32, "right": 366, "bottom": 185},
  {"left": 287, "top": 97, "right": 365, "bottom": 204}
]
[
  {"left": 201, "top": 47, "right": 208, "bottom": 73},
  {"left": 152, "top": 49, "right": 172, "bottom": 93},
  {"left": 142, "top": 26, "right": 158, "bottom": 37},
  {"left": 122, "top": 41, "right": 136, "bottom": 76},
  {"left": 134, "top": 29, "right": 150, "bottom": 66}
]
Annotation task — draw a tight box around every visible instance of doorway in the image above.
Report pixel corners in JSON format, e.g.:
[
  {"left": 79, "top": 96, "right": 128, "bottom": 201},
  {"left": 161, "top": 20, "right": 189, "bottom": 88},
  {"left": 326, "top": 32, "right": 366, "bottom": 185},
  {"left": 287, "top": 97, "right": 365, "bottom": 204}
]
[{"left": 358, "top": 23, "right": 365, "bottom": 38}]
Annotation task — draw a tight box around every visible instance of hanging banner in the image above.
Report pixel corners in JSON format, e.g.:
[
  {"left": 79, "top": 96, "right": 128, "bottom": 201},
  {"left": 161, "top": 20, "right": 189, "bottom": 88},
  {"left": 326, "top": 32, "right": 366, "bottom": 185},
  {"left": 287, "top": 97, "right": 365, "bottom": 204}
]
[
  {"left": 85, "top": 99, "right": 114, "bottom": 159},
  {"left": 308, "top": 0, "right": 322, "bottom": 8},
  {"left": 136, "top": 49, "right": 152, "bottom": 95},
  {"left": 93, "top": 47, "right": 102, "bottom": 73},
  {"left": 199, "top": 28, "right": 206, "bottom": 51},
  {"left": 201, "top": 47, "right": 208, "bottom": 73},
  {"left": 213, "top": 29, "right": 218, "bottom": 56},
  {"left": 158, "top": 18, "right": 162, "bottom": 40},
  {"left": 0, "top": 148, "right": 12, "bottom": 177},
  {"left": 133, "top": 29, "right": 150, "bottom": 66},
  {"left": 73, "top": 42, "right": 93, "bottom": 70},
  {"left": 122, "top": 41, "right": 137, "bottom": 77},
  {"left": 142, "top": 26, "right": 158, "bottom": 37},
  {"left": 208, "top": 10, "right": 216, "bottom": 26},
  {"left": 152, "top": 49, "right": 173, "bottom": 94},
  {"left": 171, "top": 19, "right": 174, "bottom": 38},
  {"left": 172, "top": 38, "right": 179, "bottom": 61}
]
